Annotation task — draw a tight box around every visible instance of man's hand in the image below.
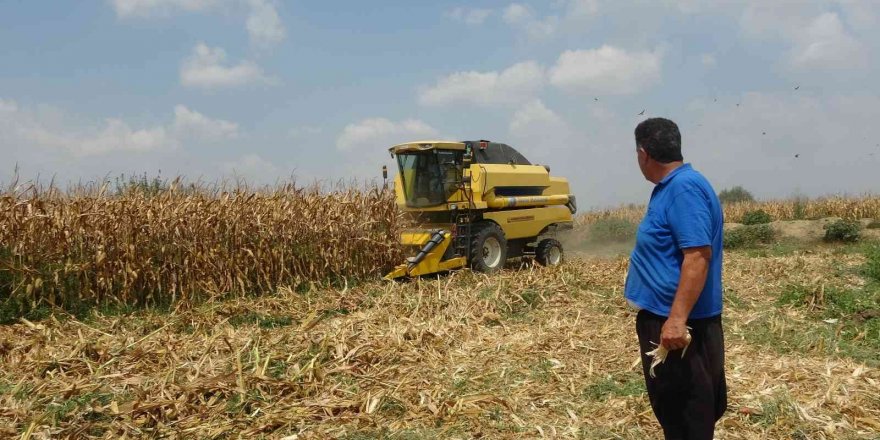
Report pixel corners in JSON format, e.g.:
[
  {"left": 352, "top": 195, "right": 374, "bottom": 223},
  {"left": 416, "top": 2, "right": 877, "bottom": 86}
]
[{"left": 660, "top": 317, "right": 690, "bottom": 350}]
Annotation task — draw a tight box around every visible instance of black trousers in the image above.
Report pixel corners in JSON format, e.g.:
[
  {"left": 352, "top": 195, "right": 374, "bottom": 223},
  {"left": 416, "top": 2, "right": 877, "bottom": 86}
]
[{"left": 636, "top": 310, "right": 727, "bottom": 440}]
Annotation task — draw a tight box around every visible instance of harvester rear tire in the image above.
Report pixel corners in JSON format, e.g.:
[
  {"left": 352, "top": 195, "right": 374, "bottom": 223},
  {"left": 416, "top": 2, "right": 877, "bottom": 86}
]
[
  {"left": 470, "top": 223, "right": 507, "bottom": 273},
  {"left": 535, "top": 238, "right": 564, "bottom": 266}
]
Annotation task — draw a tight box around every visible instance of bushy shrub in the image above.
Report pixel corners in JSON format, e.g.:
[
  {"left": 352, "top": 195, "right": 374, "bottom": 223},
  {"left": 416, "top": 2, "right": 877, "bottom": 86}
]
[
  {"left": 724, "top": 224, "right": 775, "bottom": 249},
  {"left": 823, "top": 219, "right": 861, "bottom": 243},
  {"left": 742, "top": 209, "right": 772, "bottom": 225},
  {"left": 115, "top": 172, "right": 169, "bottom": 197},
  {"left": 587, "top": 218, "right": 638, "bottom": 243},
  {"left": 792, "top": 195, "right": 808, "bottom": 220},
  {"left": 718, "top": 186, "right": 755, "bottom": 204}
]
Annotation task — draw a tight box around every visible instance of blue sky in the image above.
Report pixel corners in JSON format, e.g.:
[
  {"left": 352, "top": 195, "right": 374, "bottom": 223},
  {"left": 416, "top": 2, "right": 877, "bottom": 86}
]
[{"left": 2, "top": 0, "right": 878, "bottom": 207}]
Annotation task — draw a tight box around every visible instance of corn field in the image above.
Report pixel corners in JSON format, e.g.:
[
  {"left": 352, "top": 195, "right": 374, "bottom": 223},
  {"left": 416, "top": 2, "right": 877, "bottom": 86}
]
[
  {"left": 0, "top": 180, "right": 403, "bottom": 316},
  {"left": 2, "top": 177, "right": 878, "bottom": 318},
  {"left": 577, "top": 195, "right": 880, "bottom": 226}
]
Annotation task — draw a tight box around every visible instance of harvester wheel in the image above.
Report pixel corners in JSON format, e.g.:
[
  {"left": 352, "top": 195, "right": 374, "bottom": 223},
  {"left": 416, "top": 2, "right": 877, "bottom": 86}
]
[
  {"left": 535, "top": 238, "right": 564, "bottom": 266},
  {"left": 470, "top": 223, "right": 507, "bottom": 273}
]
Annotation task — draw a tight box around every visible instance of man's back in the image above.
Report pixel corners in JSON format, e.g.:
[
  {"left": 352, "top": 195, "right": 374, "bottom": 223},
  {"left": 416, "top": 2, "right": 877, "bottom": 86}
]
[{"left": 625, "top": 163, "right": 723, "bottom": 319}]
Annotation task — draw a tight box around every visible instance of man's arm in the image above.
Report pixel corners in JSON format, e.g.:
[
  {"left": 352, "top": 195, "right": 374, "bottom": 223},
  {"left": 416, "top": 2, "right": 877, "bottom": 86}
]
[{"left": 660, "top": 246, "right": 711, "bottom": 350}]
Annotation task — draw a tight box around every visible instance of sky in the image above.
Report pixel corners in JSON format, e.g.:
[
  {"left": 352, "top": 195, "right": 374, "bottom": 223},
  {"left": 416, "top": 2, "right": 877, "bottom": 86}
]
[{"left": 1, "top": 0, "right": 878, "bottom": 208}]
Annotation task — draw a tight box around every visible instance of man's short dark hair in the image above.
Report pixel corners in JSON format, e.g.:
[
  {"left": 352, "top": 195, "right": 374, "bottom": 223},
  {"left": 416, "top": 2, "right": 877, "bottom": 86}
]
[{"left": 634, "top": 118, "right": 683, "bottom": 163}]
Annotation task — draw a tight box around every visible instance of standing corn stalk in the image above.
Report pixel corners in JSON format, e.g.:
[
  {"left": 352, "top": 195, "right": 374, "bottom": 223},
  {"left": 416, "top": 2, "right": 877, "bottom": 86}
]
[{"left": 0, "top": 178, "right": 404, "bottom": 317}]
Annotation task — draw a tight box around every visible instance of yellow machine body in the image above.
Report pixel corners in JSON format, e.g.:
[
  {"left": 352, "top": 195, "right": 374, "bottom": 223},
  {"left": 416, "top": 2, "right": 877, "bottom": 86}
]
[{"left": 384, "top": 140, "right": 575, "bottom": 280}]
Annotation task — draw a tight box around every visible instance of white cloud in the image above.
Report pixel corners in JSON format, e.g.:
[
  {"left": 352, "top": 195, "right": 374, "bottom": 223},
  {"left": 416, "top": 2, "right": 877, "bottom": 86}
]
[
  {"left": 565, "top": 0, "right": 599, "bottom": 20},
  {"left": 0, "top": 100, "right": 239, "bottom": 157},
  {"left": 173, "top": 105, "right": 239, "bottom": 140},
  {"left": 110, "top": 0, "right": 226, "bottom": 17},
  {"left": 418, "top": 61, "right": 545, "bottom": 107},
  {"left": 336, "top": 118, "right": 438, "bottom": 151},
  {"left": 789, "top": 12, "right": 867, "bottom": 69},
  {"left": 502, "top": 3, "right": 530, "bottom": 24},
  {"left": 246, "top": 0, "right": 285, "bottom": 47},
  {"left": 221, "top": 153, "right": 281, "bottom": 181},
  {"left": 180, "top": 43, "right": 274, "bottom": 89},
  {"left": 498, "top": 0, "right": 600, "bottom": 41},
  {"left": 509, "top": 99, "right": 564, "bottom": 134},
  {"left": 508, "top": 100, "right": 573, "bottom": 163},
  {"left": 502, "top": 3, "right": 559, "bottom": 40},
  {"left": 80, "top": 121, "right": 173, "bottom": 155},
  {"left": 21, "top": 117, "right": 174, "bottom": 156},
  {"left": 549, "top": 45, "right": 663, "bottom": 95},
  {"left": 447, "top": 7, "right": 492, "bottom": 25},
  {"left": 738, "top": 4, "right": 872, "bottom": 72},
  {"left": 112, "top": 0, "right": 288, "bottom": 49}
]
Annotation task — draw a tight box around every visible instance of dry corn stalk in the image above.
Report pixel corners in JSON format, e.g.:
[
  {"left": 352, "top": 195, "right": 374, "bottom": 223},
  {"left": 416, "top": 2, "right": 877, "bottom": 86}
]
[
  {"left": 0, "top": 178, "right": 405, "bottom": 313},
  {"left": 577, "top": 195, "right": 880, "bottom": 227},
  {"left": 644, "top": 327, "right": 692, "bottom": 378}
]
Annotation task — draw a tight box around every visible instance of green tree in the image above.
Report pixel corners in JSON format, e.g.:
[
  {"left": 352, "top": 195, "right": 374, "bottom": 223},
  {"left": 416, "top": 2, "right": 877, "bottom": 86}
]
[{"left": 718, "top": 186, "right": 755, "bottom": 204}]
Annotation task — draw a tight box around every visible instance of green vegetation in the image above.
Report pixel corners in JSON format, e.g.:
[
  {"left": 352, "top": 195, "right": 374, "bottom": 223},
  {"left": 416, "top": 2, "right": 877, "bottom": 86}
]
[
  {"left": 114, "top": 172, "right": 169, "bottom": 196},
  {"left": 792, "top": 195, "right": 808, "bottom": 220},
  {"left": 587, "top": 218, "right": 638, "bottom": 243},
  {"left": 763, "top": 273, "right": 880, "bottom": 365},
  {"left": 582, "top": 373, "right": 645, "bottom": 401},
  {"left": 724, "top": 224, "right": 775, "bottom": 249},
  {"left": 45, "top": 391, "right": 114, "bottom": 425},
  {"left": 862, "top": 244, "right": 880, "bottom": 283},
  {"left": 753, "top": 391, "right": 798, "bottom": 427},
  {"left": 718, "top": 185, "right": 755, "bottom": 204},
  {"left": 866, "top": 219, "right": 880, "bottom": 229},
  {"left": 228, "top": 312, "right": 294, "bottom": 329},
  {"left": 741, "top": 209, "right": 772, "bottom": 225},
  {"left": 823, "top": 219, "right": 861, "bottom": 243}
]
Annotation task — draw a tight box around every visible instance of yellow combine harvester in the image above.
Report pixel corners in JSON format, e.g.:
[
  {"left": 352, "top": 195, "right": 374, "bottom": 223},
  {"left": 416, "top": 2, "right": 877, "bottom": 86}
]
[{"left": 383, "top": 140, "right": 576, "bottom": 280}]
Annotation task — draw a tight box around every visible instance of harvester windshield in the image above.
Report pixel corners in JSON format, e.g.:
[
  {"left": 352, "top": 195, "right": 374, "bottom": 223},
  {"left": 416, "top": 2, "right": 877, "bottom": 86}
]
[{"left": 396, "top": 150, "right": 461, "bottom": 207}]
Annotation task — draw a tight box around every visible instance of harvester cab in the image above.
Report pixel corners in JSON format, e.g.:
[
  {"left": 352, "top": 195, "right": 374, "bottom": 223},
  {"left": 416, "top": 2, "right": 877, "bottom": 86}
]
[{"left": 383, "top": 140, "right": 576, "bottom": 280}]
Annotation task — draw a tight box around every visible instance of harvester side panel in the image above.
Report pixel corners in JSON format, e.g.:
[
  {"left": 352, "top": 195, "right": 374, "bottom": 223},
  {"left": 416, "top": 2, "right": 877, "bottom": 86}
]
[
  {"left": 470, "top": 164, "right": 550, "bottom": 197},
  {"left": 542, "top": 177, "right": 571, "bottom": 196},
  {"left": 483, "top": 205, "right": 573, "bottom": 240}
]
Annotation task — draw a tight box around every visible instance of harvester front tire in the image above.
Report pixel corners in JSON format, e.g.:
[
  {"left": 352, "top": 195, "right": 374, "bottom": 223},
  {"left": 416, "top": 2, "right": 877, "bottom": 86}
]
[
  {"left": 535, "top": 238, "right": 564, "bottom": 266},
  {"left": 470, "top": 223, "right": 507, "bottom": 273}
]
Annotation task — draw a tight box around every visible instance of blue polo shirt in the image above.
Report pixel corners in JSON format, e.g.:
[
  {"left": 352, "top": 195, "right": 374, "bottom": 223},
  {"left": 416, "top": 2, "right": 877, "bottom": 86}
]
[{"left": 624, "top": 163, "right": 724, "bottom": 319}]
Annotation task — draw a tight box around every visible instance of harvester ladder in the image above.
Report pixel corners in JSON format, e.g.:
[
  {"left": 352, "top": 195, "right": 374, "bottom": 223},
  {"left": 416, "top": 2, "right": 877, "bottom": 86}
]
[{"left": 453, "top": 172, "right": 475, "bottom": 260}]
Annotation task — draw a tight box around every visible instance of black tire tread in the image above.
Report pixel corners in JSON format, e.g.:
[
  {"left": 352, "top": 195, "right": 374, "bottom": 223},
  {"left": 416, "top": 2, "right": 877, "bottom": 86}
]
[
  {"left": 535, "top": 238, "right": 563, "bottom": 266},
  {"left": 469, "top": 222, "right": 508, "bottom": 273}
]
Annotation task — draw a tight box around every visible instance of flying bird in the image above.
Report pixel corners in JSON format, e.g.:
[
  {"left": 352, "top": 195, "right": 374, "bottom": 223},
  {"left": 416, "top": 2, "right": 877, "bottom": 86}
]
[
  {"left": 736, "top": 103, "right": 740, "bottom": 107},
  {"left": 714, "top": 98, "right": 717, "bottom": 102},
  {"left": 762, "top": 132, "right": 766, "bottom": 135},
  {"left": 795, "top": 154, "right": 800, "bottom": 158},
  {"left": 794, "top": 85, "right": 800, "bottom": 90},
  {"left": 594, "top": 97, "right": 599, "bottom": 102},
  {"left": 638, "top": 109, "right": 645, "bottom": 115}
]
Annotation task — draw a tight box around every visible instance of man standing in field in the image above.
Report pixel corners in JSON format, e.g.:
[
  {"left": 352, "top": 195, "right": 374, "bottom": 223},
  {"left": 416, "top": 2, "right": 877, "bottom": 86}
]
[{"left": 625, "top": 118, "right": 727, "bottom": 439}]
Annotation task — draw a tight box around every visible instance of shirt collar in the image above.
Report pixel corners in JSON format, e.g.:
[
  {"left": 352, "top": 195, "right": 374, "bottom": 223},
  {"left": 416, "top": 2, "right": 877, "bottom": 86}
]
[{"left": 657, "top": 163, "right": 691, "bottom": 186}]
